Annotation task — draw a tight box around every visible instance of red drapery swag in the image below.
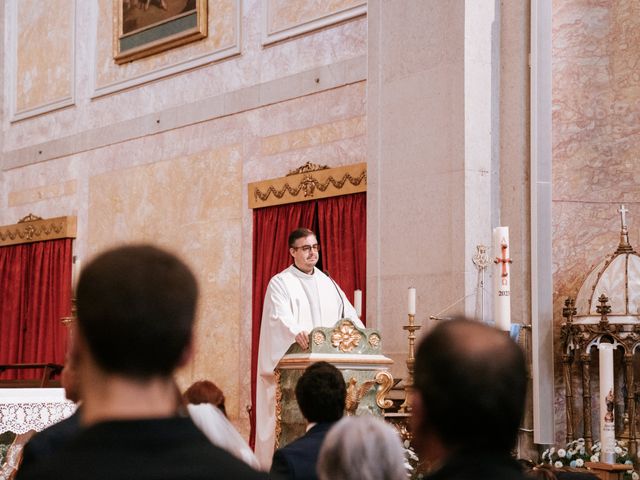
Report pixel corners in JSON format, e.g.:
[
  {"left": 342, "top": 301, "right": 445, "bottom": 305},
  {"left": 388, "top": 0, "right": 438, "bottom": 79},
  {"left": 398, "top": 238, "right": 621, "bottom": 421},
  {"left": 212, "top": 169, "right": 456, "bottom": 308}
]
[
  {"left": 0, "top": 238, "right": 73, "bottom": 380},
  {"left": 249, "top": 192, "right": 366, "bottom": 447}
]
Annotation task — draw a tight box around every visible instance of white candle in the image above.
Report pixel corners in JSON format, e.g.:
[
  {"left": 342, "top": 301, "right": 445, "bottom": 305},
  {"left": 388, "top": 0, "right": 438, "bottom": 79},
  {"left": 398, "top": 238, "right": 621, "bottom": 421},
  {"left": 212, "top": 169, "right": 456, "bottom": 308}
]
[
  {"left": 354, "top": 289, "right": 362, "bottom": 318},
  {"left": 72, "top": 256, "right": 81, "bottom": 290},
  {"left": 408, "top": 287, "right": 416, "bottom": 316},
  {"left": 599, "top": 343, "right": 616, "bottom": 464},
  {"left": 493, "top": 227, "right": 511, "bottom": 331}
]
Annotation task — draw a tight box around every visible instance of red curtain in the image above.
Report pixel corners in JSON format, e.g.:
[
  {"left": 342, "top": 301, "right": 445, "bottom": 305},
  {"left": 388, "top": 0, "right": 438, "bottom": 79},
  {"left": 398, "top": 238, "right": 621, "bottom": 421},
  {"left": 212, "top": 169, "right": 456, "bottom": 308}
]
[
  {"left": 317, "top": 192, "right": 367, "bottom": 323},
  {"left": 250, "top": 202, "right": 316, "bottom": 447},
  {"left": 0, "top": 239, "right": 73, "bottom": 380}
]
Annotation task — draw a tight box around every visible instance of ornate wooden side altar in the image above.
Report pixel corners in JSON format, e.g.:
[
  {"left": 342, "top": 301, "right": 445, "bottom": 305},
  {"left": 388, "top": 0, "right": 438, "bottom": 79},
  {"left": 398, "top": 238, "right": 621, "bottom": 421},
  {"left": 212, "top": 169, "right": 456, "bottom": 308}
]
[
  {"left": 275, "top": 319, "right": 394, "bottom": 448},
  {"left": 560, "top": 206, "right": 640, "bottom": 458}
]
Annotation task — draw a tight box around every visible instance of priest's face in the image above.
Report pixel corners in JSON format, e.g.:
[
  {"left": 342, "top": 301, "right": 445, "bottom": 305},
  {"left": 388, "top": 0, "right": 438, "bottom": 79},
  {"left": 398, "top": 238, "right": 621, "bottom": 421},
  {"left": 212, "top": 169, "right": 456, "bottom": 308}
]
[{"left": 290, "top": 234, "right": 319, "bottom": 274}]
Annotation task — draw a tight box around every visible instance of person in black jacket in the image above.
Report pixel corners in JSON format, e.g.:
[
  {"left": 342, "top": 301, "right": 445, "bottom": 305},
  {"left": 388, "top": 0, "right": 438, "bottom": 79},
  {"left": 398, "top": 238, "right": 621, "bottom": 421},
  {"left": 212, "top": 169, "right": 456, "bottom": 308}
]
[
  {"left": 17, "top": 245, "right": 267, "bottom": 480},
  {"left": 270, "top": 361, "right": 346, "bottom": 480},
  {"left": 412, "top": 318, "right": 530, "bottom": 480},
  {"left": 19, "top": 349, "right": 82, "bottom": 470}
]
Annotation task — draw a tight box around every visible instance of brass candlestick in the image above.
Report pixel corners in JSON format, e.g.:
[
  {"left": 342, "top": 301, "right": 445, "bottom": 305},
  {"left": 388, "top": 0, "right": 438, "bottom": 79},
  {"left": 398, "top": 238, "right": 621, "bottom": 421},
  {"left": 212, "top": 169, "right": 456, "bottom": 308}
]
[
  {"left": 61, "top": 297, "right": 77, "bottom": 326},
  {"left": 400, "top": 313, "right": 421, "bottom": 413}
]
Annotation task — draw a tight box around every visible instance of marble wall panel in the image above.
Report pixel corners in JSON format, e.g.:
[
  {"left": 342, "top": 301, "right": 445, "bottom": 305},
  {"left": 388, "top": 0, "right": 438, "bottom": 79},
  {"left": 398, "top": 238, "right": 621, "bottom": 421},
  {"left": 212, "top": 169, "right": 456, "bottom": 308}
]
[
  {"left": 552, "top": 0, "right": 640, "bottom": 444},
  {"left": 0, "top": 57, "right": 365, "bottom": 435},
  {"left": 3, "top": 0, "right": 366, "bottom": 153},
  {"left": 14, "top": 0, "right": 74, "bottom": 116},
  {"left": 87, "top": 145, "right": 243, "bottom": 419},
  {"left": 264, "top": 0, "right": 365, "bottom": 43},
  {"left": 9, "top": 180, "right": 77, "bottom": 207},
  {"left": 267, "top": 0, "right": 364, "bottom": 34}
]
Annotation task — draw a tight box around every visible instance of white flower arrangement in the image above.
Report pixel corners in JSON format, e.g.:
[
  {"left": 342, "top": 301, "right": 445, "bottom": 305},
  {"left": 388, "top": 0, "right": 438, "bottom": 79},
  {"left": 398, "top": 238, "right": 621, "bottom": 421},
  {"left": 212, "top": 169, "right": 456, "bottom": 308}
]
[
  {"left": 542, "top": 438, "right": 637, "bottom": 479},
  {"left": 542, "top": 438, "right": 589, "bottom": 469}
]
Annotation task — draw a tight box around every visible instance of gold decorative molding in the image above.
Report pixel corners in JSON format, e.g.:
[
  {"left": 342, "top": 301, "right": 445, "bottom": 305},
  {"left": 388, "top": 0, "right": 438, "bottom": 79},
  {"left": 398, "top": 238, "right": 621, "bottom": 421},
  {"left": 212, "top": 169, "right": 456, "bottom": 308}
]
[
  {"left": 345, "top": 377, "right": 376, "bottom": 416},
  {"left": 312, "top": 330, "right": 326, "bottom": 346},
  {"left": 331, "top": 320, "right": 362, "bottom": 353},
  {"left": 18, "top": 213, "right": 44, "bottom": 223},
  {"left": 274, "top": 369, "right": 282, "bottom": 449},
  {"left": 375, "top": 371, "right": 395, "bottom": 410},
  {"left": 248, "top": 162, "right": 366, "bottom": 209},
  {"left": 0, "top": 214, "right": 77, "bottom": 247},
  {"left": 286, "top": 161, "right": 329, "bottom": 176},
  {"left": 277, "top": 355, "right": 393, "bottom": 368}
]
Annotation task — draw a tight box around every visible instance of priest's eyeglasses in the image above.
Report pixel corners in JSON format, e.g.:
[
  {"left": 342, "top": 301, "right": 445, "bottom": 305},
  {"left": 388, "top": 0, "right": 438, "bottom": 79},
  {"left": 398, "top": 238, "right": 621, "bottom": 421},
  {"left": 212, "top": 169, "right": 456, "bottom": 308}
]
[{"left": 291, "top": 244, "right": 320, "bottom": 253}]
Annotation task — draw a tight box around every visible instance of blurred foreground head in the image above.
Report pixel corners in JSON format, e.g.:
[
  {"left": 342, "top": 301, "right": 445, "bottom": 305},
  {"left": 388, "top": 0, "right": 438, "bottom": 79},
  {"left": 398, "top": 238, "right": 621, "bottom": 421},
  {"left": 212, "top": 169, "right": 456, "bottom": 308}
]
[
  {"left": 76, "top": 244, "right": 198, "bottom": 379},
  {"left": 412, "top": 318, "right": 527, "bottom": 459}
]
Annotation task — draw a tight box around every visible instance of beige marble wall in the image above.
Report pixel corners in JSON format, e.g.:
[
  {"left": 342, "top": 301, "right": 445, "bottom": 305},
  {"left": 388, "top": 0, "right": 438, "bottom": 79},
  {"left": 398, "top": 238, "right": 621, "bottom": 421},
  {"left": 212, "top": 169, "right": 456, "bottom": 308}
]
[
  {"left": 1, "top": 0, "right": 367, "bottom": 438},
  {"left": 0, "top": 81, "right": 367, "bottom": 437},
  {"left": 552, "top": 0, "right": 640, "bottom": 444},
  {"left": 15, "top": 0, "right": 74, "bottom": 113},
  {"left": 2, "top": 0, "right": 366, "bottom": 150},
  {"left": 266, "top": 0, "right": 365, "bottom": 34},
  {"left": 368, "top": 0, "right": 464, "bottom": 378}
]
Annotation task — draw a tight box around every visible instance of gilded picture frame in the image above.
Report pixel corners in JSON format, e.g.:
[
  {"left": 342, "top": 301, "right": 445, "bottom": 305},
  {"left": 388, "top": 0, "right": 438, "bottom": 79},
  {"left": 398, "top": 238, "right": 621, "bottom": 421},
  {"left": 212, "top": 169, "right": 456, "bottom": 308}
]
[{"left": 114, "top": 0, "right": 208, "bottom": 64}]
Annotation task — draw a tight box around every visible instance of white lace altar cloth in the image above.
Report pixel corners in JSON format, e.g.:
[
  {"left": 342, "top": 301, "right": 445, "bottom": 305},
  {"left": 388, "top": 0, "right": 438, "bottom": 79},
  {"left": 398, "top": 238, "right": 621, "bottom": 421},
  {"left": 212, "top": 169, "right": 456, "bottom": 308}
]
[{"left": 0, "top": 389, "right": 76, "bottom": 434}]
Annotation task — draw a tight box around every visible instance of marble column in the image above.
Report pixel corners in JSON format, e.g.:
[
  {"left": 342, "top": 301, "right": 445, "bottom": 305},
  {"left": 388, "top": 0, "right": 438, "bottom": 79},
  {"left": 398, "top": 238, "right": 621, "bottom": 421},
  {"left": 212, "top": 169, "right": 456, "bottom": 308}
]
[{"left": 367, "top": 0, "right": 501, "bottom": 375}]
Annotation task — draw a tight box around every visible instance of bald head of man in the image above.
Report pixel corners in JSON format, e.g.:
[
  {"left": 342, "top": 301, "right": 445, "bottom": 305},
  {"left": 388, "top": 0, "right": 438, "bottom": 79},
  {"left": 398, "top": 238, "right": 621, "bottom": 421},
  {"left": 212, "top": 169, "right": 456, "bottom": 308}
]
[{"left": 411, "top": 318, "right": 527, "bottom": 463}]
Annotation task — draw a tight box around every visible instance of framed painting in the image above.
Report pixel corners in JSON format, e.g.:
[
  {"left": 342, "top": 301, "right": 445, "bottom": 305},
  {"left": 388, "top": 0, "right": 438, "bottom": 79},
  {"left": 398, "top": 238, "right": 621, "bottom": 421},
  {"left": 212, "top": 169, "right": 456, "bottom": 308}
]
[{"left": 114, "top": 0, "right": 208, "bottom": 64}]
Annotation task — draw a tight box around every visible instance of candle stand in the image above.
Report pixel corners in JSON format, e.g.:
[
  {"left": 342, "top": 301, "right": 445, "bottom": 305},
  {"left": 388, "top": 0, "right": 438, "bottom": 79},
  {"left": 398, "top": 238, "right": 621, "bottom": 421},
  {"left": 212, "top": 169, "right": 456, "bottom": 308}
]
[{"left": 399, "top": 313, "right": 420, "bottom": 413}]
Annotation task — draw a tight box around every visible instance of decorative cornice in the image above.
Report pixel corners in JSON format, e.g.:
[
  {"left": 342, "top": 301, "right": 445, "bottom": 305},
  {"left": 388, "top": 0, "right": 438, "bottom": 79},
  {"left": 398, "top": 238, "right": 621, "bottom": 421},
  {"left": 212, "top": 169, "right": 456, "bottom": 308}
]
[
  {"left": 249, "top": 162, "right": 366, "bottom": 209},
  {"left": 286, "top": 161, "right": 330, "bottom": 176},
  {"left": 0, "top": 214, "right": 77, "bottom": 247}
]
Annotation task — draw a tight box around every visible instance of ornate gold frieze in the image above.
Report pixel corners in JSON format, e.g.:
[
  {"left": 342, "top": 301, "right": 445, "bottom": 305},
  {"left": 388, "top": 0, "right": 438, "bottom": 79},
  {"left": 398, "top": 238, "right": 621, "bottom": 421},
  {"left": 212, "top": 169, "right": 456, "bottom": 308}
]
[
  {"left": 0, "top": 214, "right": 77, "bottom": 247},
  {"left": 248, "top": 162, "right": 367, "bottom": 209}
]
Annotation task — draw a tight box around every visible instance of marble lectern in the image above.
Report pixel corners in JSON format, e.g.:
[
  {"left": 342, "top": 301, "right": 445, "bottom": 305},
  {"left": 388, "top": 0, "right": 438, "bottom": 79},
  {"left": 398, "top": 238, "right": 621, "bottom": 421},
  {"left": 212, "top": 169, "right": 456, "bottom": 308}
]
[{"left": 274, "top": 319, "right": 394, "bottom": 449}]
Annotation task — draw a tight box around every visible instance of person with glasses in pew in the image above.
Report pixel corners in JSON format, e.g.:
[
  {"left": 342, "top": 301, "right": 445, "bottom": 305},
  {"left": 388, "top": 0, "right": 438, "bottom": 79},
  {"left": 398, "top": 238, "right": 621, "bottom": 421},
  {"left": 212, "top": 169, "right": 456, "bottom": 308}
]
[{"left": 255, "top": 228, "right": 364, "bottom": 468}]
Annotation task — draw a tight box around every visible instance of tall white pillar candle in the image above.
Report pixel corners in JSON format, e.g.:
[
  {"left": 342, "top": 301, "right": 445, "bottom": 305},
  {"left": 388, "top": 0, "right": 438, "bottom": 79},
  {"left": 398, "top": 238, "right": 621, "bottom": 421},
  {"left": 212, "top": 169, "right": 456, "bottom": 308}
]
[
  {"left": 492, "top": 227, "right": 511, "bottom": 331},
  {"left": 408, "top": 287, "right": 416, "bottom": 316},
  {"left": 354, "top": 289, "right": 362, "bottom": 318},
  {"left": 599, "top": 343, "right": 616, "bottom": 464}
]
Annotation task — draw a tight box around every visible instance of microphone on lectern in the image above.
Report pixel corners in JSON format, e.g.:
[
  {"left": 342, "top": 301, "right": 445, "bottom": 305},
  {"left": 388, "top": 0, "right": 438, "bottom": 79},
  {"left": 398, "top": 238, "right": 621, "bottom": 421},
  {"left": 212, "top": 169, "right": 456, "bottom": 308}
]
[{"left": 324, "top": 270, "right": 345, "bottom": 320}]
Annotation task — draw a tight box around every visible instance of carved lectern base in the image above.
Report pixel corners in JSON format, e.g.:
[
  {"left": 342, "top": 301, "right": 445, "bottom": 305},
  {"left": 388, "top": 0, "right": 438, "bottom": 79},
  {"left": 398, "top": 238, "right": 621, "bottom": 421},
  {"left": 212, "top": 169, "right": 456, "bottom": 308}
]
[{"left": 275, "top": 320, "right": 393, "bottom": 449}]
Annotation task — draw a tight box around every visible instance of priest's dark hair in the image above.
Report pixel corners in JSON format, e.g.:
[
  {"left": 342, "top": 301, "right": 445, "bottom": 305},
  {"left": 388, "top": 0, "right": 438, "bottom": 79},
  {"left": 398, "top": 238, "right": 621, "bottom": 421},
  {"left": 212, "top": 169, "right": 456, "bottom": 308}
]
[
  {"left": 296, "top": 361, "right": 346, "bottom": 423},
  {"left": 76, "top": 244, "right": 198, "bottom": 379},
  {"left": 413, "top": 317, "right": 527, "bottom": 454},
  {"left": 288, "top": 228, "right": 315, "bottom": 248}
]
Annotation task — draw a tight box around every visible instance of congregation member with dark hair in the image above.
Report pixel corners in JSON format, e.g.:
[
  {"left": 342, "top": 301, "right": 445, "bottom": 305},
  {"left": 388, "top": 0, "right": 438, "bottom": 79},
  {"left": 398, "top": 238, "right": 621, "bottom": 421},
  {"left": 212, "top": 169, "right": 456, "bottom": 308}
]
[
  {"left": 17, "top": 244, "right": 267, "bottom": 480},
  {"left": 19, "top": 347, "right": 82, "bottom": 471},
  {"left": 411, "top": 318, "right": 529, "bottom": 480},
  {"left": 270, "top": 361, "right": 346, "bottom": 480}
]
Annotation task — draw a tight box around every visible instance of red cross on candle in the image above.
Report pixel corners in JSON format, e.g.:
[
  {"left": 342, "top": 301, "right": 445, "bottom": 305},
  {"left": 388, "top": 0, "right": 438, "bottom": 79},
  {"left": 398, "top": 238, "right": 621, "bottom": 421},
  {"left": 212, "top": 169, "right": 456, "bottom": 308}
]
[{"left": 494, "top": 241, "right": 512, "bottom": 283}]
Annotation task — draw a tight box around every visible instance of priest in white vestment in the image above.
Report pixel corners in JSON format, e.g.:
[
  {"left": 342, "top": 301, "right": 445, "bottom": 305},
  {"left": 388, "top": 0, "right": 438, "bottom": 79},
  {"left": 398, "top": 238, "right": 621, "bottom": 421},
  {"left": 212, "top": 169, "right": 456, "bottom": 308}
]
[{"left": 255, "top": 228, "right": 364, "bottom": 468}]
